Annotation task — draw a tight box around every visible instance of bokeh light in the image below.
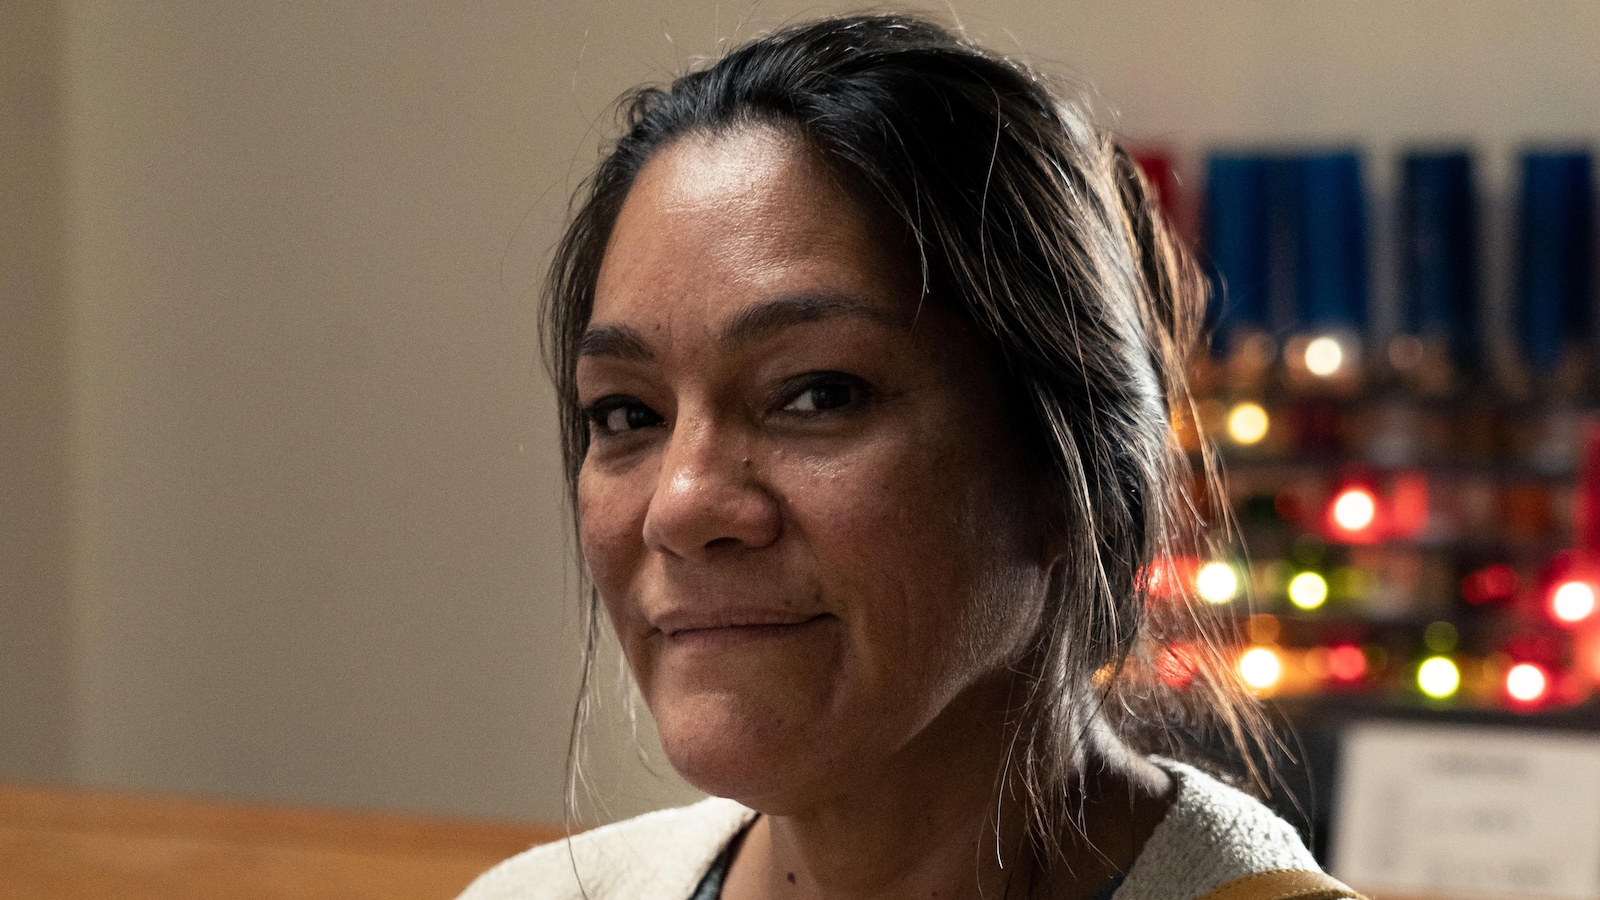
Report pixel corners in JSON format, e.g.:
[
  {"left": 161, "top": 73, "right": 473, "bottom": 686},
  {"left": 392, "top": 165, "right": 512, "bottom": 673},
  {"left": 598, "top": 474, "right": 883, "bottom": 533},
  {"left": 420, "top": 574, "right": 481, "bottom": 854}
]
[
  {"left": 1238, "top": 647, "right": 1282, "bottom": 691},
  {"left": 1331, "top": 488, "right": 1377, "bottom": 532},
  {"left": 1417, "top": 656, "right": 1461, "bottom": 699},
  {"left": 1423, "top": 621, "right": 1459, "bottom": 654},
  {"left": 1304, "top": 336, "right": 1344, "bottom": 377},
  {"left": 1157, "top": 645, "right": 1196, "bottom": 690},
  {"left": 1461, "top": 564, "right": 1518, "bottom": 604},
  {"left": 1195, "top": 561, "right": 1241, "bottom": 604},
  {"left": 1288, "top": 572, "right": 1329, "bottom": 610},
  {"left": 1505, "top": 663, "right": 1549, "bottom": 703},
  {"left": 1552, "top": 580, "right": 1597, "bottom": 623},
  {"left": 1327, "top": 644, "right": 1368, "bottom": 681},
  {"left": 1246, "top": 614, "right": 1281, "bottom": 644},
  {"left": 1226, "top": 402, "right": 1270, "bottom": 445}
]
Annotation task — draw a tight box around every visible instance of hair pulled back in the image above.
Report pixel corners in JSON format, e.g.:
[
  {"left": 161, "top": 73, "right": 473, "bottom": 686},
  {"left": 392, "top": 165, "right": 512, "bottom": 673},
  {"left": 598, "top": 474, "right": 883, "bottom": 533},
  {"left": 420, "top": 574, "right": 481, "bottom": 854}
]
[{"left": 548, "top": 12, "right": 1265, "bottom": 850}]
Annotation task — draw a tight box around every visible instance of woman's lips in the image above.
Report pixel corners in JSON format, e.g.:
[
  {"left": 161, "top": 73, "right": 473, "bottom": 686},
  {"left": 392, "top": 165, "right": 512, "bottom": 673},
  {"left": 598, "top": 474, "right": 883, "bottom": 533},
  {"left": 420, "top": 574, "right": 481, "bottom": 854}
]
[{"left": 655, "top": 612, "right": 834, "bottom": 649}]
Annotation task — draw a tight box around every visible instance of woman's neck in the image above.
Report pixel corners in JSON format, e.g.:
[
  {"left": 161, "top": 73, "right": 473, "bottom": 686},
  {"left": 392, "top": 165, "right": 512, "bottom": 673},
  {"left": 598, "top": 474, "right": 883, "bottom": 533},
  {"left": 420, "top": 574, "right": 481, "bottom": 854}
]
[{"left": 718, "top": 680, "right": 1176, "bottom": 900}]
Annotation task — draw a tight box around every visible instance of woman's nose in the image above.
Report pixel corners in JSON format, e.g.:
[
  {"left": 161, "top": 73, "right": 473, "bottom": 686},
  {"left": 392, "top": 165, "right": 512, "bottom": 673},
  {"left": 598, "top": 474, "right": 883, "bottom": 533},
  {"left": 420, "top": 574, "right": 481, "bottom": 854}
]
[{"left": 641, "top": 419, "right": 782, "bottom": 558}]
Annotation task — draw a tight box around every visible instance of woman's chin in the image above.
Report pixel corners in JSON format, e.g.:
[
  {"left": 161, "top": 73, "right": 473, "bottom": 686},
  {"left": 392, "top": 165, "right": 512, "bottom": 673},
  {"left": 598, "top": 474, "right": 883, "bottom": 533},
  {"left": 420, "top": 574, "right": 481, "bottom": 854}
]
[{"left": 652, "top": 694, "right": 836, "bottom": 807}]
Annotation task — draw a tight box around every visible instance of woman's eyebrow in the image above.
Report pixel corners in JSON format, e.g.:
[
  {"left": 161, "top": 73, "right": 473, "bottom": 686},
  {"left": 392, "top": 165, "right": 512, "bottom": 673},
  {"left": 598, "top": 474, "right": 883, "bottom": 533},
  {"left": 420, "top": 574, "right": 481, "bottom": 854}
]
[
  {"left": 720, "top": 292, "right": 903, "bottom": 348},
  {"left": 578, "top": 293, "right": 901, "bottom": 361},
  {"left": 577, "top": 325, "right": 654, "bottom": 361}
]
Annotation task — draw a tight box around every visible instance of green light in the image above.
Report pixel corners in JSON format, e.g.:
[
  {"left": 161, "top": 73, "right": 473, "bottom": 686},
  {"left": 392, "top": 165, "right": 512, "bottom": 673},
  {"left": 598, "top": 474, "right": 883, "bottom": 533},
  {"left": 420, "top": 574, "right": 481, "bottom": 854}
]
[
  {"left": 1423, "top": 621, "right": 1458, "bottom": 654},
  {"left": 1417, "top": 656, "right": 1460, "bottom": 699},
  {"left": 1288, "top": 572, "right": 1328, "bottom": 610}
]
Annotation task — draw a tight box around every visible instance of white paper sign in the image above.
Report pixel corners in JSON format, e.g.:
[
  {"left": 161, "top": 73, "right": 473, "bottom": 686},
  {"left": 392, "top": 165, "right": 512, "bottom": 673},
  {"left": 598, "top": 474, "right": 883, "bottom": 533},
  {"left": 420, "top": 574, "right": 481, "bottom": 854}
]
[{"left": 1332, "top": 722, "right": 1600, "bottom": 900}]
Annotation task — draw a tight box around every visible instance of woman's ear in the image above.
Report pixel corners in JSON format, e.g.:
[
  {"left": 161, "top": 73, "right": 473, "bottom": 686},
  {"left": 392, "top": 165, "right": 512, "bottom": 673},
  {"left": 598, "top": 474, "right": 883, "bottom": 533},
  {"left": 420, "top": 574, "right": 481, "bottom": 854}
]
[
  {"left": 1028, "top": 466, "right": 1080, "bottom": 574},
  {"left": 1033, "top": 512, "right": 1087, "bottom": 630}
]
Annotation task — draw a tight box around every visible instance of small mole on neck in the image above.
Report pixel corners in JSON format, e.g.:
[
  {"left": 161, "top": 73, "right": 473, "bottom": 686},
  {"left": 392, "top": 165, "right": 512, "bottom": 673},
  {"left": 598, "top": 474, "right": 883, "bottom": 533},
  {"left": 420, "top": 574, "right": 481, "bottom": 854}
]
[{"left": 786, "top": 872, "right": 796, "bottom": 884}]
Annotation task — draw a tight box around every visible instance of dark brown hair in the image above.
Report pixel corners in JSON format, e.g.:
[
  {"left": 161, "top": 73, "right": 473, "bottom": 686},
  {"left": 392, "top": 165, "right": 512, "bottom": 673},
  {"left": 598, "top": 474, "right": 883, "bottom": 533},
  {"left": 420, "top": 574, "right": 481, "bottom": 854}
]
[{"left": 547, "top": 12, "right": 1265, "bottom": 855}]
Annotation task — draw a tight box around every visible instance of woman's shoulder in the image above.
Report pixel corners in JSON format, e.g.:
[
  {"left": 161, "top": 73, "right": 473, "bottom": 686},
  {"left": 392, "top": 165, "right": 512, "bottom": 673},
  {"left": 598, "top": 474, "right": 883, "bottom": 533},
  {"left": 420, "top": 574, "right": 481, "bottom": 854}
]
[
  {"left": 455, "top": 797, "right": 755, "bottom": 900},
  {"left": 1116, "top": 758, "right": 1322, "bottom": 900}
]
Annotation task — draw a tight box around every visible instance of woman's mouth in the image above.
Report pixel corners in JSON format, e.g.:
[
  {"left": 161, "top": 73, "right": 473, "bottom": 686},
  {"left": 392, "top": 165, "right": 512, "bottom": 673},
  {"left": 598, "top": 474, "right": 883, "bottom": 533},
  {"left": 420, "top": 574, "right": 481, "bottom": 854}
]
[{"left": 655, "top": 612, "right": 834, "bottom": 649}]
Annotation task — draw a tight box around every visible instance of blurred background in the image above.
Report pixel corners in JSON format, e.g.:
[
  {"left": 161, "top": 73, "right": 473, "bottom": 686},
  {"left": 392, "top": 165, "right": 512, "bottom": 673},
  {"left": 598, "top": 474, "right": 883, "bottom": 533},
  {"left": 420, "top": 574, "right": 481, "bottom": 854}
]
[{"left": 4, "top": 1, "right": 1599, "bottom": 897}]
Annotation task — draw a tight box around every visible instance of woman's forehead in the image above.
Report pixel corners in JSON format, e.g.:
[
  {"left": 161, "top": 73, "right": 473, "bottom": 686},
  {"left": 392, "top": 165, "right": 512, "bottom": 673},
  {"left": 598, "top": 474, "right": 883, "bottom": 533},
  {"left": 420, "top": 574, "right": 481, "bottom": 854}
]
[{"left": 590, "top": 126, "right": 920, "bottom": 337}]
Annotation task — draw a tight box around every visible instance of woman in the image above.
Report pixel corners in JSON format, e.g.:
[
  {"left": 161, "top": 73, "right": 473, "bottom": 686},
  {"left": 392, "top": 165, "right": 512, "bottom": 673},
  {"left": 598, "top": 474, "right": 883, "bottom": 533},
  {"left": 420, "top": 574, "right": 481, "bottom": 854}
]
[{"left": 463, "top": 14, "right": 1356, "bottom": 900}]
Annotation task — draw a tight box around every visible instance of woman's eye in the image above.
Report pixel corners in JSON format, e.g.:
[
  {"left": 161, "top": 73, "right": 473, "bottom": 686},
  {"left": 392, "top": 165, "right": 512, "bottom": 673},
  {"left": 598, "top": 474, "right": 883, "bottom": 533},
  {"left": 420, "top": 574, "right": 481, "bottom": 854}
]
[
  {"left": 782, "top": 377, "right": 866, "bottom": 413},
  {"left": 587, "top": 400, "right": 663, "bottom": 435}
]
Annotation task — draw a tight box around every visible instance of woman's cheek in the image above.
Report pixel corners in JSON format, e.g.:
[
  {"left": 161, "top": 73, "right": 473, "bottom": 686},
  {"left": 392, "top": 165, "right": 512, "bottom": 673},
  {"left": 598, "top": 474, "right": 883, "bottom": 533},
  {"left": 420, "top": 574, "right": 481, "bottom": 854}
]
[
  {"left": 784, "top": 439, "right": 966, "bottom": 661},
  {"left": 577, "top": 464, "right": 654, "bottom": 633}
]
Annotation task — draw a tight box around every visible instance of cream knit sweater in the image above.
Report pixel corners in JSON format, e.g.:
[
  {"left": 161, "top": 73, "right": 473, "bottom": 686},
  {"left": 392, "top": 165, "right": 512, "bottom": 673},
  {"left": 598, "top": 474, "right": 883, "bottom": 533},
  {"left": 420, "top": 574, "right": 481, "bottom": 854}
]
[{"left": 457, "top": 759, "right": 1322, "bottom": 900}]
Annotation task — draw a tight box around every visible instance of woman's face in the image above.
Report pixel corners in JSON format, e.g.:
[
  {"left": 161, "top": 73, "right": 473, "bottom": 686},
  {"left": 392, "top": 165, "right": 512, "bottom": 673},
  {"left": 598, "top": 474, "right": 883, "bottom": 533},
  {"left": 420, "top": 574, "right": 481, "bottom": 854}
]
[{"left": 577, "top": 126, "right": 1052, "bottom": 810}]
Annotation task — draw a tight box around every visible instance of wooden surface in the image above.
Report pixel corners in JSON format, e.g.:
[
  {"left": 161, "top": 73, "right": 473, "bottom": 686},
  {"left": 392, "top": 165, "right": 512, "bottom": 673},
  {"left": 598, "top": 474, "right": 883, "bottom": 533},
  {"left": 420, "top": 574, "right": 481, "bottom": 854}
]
[{"left": 0, "top": 781, "right": 565, "bottom": 900}]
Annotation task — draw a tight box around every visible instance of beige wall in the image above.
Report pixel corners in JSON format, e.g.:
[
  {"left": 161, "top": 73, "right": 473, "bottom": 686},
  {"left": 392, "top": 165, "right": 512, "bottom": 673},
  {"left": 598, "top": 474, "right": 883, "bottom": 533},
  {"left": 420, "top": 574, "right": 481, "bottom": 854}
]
[
  {"left": 1, "top": 0, "right": 74, "bottom": 783},
  {"left": 4, "top": 0, "right": 1597, "bottom": 823}
]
